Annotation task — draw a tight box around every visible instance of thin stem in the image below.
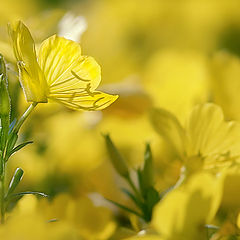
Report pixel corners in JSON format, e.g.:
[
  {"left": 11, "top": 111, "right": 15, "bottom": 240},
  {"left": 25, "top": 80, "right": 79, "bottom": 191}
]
[
  {"left": 0, "top": 161, "right": 5, "bottom": 224},
  {"left": 0, "top": 102, "right": 38, "bottom": 223},
  {"left": 13, "top": 102, "right": 38, "bottom": 133}
]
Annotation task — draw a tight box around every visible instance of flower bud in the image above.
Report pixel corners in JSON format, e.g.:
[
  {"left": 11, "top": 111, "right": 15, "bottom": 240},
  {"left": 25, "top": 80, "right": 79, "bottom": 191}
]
[
  {"left": 103, "top": 134, "right": 129, "bottom": 178},
  {"left": 142, "top": 143, "right": 154, "bottom": 189}
]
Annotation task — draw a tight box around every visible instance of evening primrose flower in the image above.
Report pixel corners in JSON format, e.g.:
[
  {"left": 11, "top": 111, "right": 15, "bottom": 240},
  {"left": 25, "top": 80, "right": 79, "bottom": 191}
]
[
  {"left": 8, "top": 20, "right": 118, "bottom": 110},
  {"left": 151, "top": 103, "right": 240, "bottom": 173}
]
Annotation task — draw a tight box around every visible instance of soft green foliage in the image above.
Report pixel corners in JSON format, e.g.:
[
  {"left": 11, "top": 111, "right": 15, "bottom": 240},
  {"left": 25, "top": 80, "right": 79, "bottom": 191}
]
[{"left": 104, "top": 136, "right": 160, "bottom": 223}]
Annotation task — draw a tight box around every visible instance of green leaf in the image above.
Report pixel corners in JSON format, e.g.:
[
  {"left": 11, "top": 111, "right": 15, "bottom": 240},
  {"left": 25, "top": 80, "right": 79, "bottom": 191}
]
[
  {"left": 138, "top": 143, "right": 154, "bottom": 198},
  {"left": 140, "top": 187, "right": 160, "bottom": 222},
  {"left": 8, "top": 141, "right": 33, "bottom": 157},
  {"left": 137, "top": 169, "right": 144, "bottom": 195},
  {"left": 106, "top": 198, "right": 142, "bottom": 218},
  {"left": 5, "top": 132, "right": 18, "bottom": 161},
  {"left": 146, "top": 187, "right": 160, "bottom": 213},
  {"left": 143, "top": 144, "right": 154, "bottom": 184},
  {"left": 7, "top": 191, "right": 48, "bottom": 200},
  {"left": 6, "top": 168, "right": 24, "bottom": 197}
]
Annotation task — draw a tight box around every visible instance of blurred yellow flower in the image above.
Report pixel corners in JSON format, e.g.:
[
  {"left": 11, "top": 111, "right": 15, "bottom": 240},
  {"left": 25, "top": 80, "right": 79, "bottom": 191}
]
[
  {"left": 152, "top": 172, "right": 224, "bottom": 240},
  {"left": 8, "top": 20, "right": 118, "bottom": 110},
  {"left": 151, "top": 103, "right": 240, "bottom": 173},
  {"left": 40, "top": 194, "right": 117, "bottom": 239},
  {"left": 0, "top": 195, "right": 79, "bottom": 240}
]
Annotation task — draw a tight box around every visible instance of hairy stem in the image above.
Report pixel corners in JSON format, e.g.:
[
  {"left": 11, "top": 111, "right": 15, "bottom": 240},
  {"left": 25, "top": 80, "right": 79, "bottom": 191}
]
[{"left": 14, "top": 102, "right": 38, "bottom": 133}]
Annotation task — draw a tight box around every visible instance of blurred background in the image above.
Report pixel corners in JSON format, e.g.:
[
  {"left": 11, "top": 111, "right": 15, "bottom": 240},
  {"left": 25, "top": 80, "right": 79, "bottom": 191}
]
[{"left": 1, "top": 0, "right": 240, "bottom": 238}]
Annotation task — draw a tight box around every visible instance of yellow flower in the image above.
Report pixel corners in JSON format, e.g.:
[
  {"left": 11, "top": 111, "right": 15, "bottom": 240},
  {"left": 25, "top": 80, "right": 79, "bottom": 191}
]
[
  {"left": 151, "top": 103, "right": 240, "bottom": 173},
  {"left": 0, "top": 195, "right": 80, "bottom": 240},
  {"left": 152, "top": 172, "right": 224, "bottom": 240},
  {"left": 8, "top": 20, "right": 118, "bottom": 110}
]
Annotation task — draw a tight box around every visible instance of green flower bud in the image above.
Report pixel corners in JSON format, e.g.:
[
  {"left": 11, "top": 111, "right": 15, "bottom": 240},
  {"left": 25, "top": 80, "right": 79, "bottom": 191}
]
[
  {"left": 143, "top": 143, "right": 154, "bottom": 186},
  {"left": 103, "top": 134, "right": 129, "bottom": 178},
  {"left": 7, "top": 167, "right": 24, "bottom": 197}
]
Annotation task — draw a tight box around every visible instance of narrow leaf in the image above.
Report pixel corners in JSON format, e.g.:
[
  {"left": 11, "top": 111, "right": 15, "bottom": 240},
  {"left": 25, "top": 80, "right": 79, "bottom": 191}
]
[
  {"left": 138, "top": 144, "right": 155, "bottom": 198},
  {"left": 9, "top": 141, "right": 33, "bottom": 156},
  {"left": 6, "top": 168, "right": 24, "bottom": 198},
  {"left": 7, "top": 191, "right": 48, "bottom": 200},
  {"left": 7, "top": 132, "right": 18, "bottom": 150}
]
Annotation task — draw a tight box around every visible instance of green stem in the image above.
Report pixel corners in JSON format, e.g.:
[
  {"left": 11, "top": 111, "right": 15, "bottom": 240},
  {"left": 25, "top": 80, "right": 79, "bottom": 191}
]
[
  {"left": 0, "top": 102, "right": 38, "bottom": 223},
  {"left": 13, "top": 102, "right": 38, "bottom": 133},
  {"left": 0, "top": 161, "right": 5, "bottom": 224}
]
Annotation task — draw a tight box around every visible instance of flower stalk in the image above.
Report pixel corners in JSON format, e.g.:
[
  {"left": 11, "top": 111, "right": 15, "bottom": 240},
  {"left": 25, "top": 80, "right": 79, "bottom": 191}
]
[{"left": 13, "top": 102, "right": 38, "bottom": 134}]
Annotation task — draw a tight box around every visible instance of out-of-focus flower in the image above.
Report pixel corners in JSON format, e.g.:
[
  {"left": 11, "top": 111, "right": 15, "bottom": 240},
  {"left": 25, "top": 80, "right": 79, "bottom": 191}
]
[
  {"left": 152, "top": 172, "right": 224, "bottom": 240},
  {"left": 0, "top": 195, "right": 79, "bottom": 240},
  {"left": 9, "top": 21, "right": 118, "bottom": 110},
  {"left": 40, "top": 194, "right": 117, "bottom": 239},
  {"left": 151, "top": 103, "right": 240, "bottom": 174},
  {"left": 1, "top": 194, "right": 116, "bottom": 240}
]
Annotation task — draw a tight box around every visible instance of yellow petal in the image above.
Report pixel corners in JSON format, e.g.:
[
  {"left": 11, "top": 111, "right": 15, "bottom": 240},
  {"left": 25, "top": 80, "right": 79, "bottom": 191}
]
[
  {"left": 38, "top": 35, "right": 101, "bottom": 94},
  {"left": 49, "top": 91, "right": 118, "bottom": 111},
  {"left": 8, "top": 21, "right": 48, "bottom": 102},
  {"left": 186, "top": 103, "right": 240, "bottom": 159},
  {"left": 152, "top": 172, "right": 224, "bottom": 240}
]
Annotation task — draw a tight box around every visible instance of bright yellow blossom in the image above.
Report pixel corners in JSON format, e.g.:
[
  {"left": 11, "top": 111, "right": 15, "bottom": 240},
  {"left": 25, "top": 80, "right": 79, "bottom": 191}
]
[{"left": 8, "top": 20, "right": 118, "bottom": 110}]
